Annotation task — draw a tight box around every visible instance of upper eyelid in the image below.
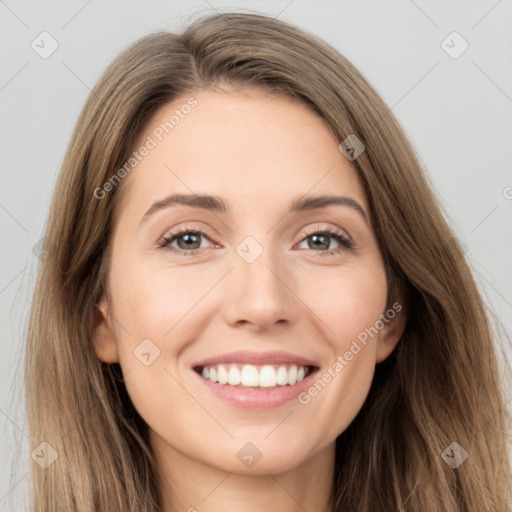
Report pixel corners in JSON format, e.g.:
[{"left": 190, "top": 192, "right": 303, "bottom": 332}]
[
  {"left": 302, "top": 224, "right": 350, "bottom": 240},
  {"left": 163, "top": 224, "right": 347, "bottom": 238}
]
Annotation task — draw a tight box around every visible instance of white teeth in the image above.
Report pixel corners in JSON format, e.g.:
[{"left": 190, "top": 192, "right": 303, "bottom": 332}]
[
  {"left": 287, "top": 365, "right": 297, "bottom": 385},
  {"left": 259, "top": 365, "right": 276, "bottom": 387},
  {"left": 240, "top": 365, "right": 259, "bottom": 387},
  {"left": 227, "top": 366, "right": 241, "bottom": 385},
  {"left": 276, "top": 366, "right": 288, "bottom": 385},
  {"left": 199, "top": 363, "right": 312, "bottom": 388},
  {"left": 217, "top": 364, "right": 228, "bottom": 385}
]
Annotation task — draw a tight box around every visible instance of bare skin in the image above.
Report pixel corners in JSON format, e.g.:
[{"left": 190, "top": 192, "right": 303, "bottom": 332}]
[{"left": 93, "top": 86, "right": 406, "bottom": 512}]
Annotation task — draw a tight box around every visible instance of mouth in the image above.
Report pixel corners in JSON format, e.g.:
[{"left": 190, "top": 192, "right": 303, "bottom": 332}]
[
  {"left": 190, "top": 350, "right": 320, "bottom": 408},
  {"left": 193, "top": 363, "right": 319, "bottom": 389}
]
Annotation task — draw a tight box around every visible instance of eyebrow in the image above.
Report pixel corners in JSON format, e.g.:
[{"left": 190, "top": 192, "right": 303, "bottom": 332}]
[{"left": 140, "top": 193, "right": 368, "bottom": 224}]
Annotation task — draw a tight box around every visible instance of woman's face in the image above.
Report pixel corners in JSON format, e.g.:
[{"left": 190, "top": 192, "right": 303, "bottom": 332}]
[{"left": 93, "top": 87, "right": 404, "bottom": 475}]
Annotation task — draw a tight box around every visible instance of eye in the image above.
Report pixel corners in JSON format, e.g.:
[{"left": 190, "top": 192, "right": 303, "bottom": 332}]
[
  {"left": 158, "top": 225, "right": 353, "bottom": 257},
  {"left": 296, "top": 226, "right": 352, "bottom": 256},
  {"left": 158, "top": 226, "right": 217, "bottom": 255}
]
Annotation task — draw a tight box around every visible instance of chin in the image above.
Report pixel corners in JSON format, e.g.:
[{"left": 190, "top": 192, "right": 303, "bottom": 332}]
[{"left": 194, "top": 435, "right": 319, "bottom": 476}]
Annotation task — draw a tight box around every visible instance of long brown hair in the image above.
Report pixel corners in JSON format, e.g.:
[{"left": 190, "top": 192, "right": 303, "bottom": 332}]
[{"left": 25, "top": 11, "right": 511, "bottom": 511}]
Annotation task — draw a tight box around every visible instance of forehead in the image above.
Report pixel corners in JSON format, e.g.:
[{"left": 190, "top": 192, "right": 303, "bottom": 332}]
[{"left": 116, "top": 88, "right": 368, "bottom": 222}]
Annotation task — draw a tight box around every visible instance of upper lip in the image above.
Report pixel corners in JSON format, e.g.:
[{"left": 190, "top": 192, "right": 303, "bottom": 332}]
[{"left": 192, "top": 350, "right": 319, "bottom": 368}]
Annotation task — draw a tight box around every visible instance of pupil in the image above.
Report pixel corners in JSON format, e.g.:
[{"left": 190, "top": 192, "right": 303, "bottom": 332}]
[
  {"left": 179, "top": 233, "right": 200, "bottom": 250},
  {"left": 311, "top": 234, "right": 329, "bottom": 250}
]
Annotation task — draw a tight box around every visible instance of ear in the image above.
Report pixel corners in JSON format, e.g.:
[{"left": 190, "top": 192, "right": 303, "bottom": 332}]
[
  {"left": 375, "top": 296, "right": 407, "bottom": 364},
  {"left": 92, "top": 295, "right": 120, "bottom": 364}
]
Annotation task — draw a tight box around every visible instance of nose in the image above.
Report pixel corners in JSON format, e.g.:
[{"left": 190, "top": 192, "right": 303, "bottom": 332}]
[{"left": 221, "top": 241, "right": 299, "bottom": 332}]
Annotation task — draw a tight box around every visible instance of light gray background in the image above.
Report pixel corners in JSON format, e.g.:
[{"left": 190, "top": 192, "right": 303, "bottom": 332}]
[{"left": 1, "top": 0, "right": 511, "bottom": 509}]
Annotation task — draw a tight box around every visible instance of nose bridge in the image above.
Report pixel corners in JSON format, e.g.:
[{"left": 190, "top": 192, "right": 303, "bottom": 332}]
[
  {"left": 223, "top": 233, "right": 297, "bottom": 327},
  {"left": 236, "top": 233, "right": 287, "bottom": 298}
]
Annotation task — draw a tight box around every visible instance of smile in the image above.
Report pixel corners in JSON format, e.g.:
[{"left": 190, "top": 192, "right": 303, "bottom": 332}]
[{"left": 194, "top": 363, "right": 314, "bottom": 388}]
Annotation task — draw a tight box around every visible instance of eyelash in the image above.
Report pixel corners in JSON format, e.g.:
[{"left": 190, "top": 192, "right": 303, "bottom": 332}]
[{"left": 157, "top": 225, "right": 353, "bottom": 257}]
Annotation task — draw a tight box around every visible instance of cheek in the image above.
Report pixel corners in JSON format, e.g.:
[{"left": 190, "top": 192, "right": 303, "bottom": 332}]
[
  {"left": 107, "top": 262, "right": 199, "bottom": 430},
  {"left": 303, "top": 261, "right": 388, "bottom": 349},
  {"left": 293, "top": 263, "right": 387, "bottom": 429},
  {"left": 110, "top": 254, "right": 208, "bottom": 343},
  {"left": 107, "top": 250, "right": 225, "bottom": 391}
]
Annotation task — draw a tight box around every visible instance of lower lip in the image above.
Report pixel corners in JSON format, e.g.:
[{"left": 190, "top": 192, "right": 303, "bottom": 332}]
[{"left": 192, "top": 368, "right": 318, "bottom": 409}]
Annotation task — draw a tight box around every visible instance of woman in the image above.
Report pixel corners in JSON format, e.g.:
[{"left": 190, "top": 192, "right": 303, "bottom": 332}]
[{"left": 25, "top": 11, "right": 511, "bottom": 511}]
